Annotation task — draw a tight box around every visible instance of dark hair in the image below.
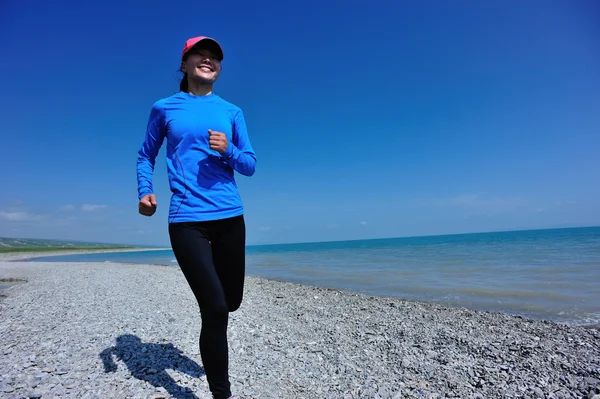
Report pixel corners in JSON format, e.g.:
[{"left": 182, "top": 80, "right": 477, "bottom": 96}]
[{"left": 180, "top": 72, "right": 188, "bottom": 92}]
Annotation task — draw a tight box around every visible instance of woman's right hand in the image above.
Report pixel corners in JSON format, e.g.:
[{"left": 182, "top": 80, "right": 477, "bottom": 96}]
[{"left": 138, "top": 194, "right": 157, "bottom": 217}]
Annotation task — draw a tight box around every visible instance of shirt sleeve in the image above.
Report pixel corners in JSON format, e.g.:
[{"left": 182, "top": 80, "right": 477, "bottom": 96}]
[
  {"left": 221, "top": 109, "right": 257, "bottom": 176},
  {"left": 136, "top": 102, "right": 166, "bottom": 199}
]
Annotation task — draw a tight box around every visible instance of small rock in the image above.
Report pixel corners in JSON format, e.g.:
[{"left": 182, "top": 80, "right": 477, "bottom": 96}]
[
  {"left": 532, "top": 387, "right": 544, "bottom": 397},
  {"left": 586, "top": 378, "right": 600, "bottom": 386},
  {"left": 64, "top": 379, "right": 77, "bottom": 389},
  {"left": 1, "top": 383, "right": 14, "bottom": 393}
]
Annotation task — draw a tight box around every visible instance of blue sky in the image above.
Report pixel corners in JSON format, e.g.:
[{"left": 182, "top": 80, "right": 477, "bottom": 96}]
[{"left": 1, "top": 0, "right": 599, "bottom": 246}]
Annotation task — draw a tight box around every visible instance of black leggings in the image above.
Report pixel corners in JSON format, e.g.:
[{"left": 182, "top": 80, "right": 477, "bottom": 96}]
[{"left": 168, "top": 215, "right": 245, "bottom": 399}]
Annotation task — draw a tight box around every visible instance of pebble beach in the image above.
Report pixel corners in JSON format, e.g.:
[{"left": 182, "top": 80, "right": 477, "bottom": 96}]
[{"left": 1, "top": 256, "right": 599, "bottom": 399}]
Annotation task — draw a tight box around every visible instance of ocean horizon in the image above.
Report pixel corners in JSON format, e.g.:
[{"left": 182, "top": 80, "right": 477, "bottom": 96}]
[{"left": 28, "top": 226, "right": 600, "bottom": 327}]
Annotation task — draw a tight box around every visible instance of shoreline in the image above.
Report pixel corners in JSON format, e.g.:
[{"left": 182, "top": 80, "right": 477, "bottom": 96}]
[
  {"left": 3, "top": 250, "right": 599, "bottom": 330},
  {"left": 1, "top": 259, "right": 599, "bottom": 398}
]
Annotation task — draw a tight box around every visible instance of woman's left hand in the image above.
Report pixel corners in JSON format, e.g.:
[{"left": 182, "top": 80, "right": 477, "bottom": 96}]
[{"left": 208, "top": 129, "right": 228, "bottom": 154}]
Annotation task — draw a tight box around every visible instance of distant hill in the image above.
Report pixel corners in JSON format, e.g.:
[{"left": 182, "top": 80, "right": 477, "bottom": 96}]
[
  {"left": 0, "top": 237, "right": 141, "bottom": 253},
  {"left": 0, "top": 237, "right": 135, "bottom": 248}
]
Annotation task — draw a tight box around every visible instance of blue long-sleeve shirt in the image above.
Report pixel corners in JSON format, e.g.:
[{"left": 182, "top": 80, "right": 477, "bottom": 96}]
[{"left": 136, "top": 92, "right": 256, "bottom": 223}]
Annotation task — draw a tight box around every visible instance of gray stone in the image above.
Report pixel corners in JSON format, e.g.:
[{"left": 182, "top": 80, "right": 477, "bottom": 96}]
[
  {"left": 532, "top": 386, "right": 545, "bottom": 397},
  {"left": 1, "top": 383, "right": 14, "bottom": 393},
  {"left": 586, "top": 378, "right": 600, "bottom": 386}
]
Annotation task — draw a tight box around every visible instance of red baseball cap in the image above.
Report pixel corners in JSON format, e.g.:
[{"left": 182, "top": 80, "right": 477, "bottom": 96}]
[{"left": 181, "top": 36, "right": 224, "bottom": 61}]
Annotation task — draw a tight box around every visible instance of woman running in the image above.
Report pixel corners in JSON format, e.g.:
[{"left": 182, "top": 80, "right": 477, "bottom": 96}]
[{"left": 136, "top": 35, "right": 257, "bottom": 399}]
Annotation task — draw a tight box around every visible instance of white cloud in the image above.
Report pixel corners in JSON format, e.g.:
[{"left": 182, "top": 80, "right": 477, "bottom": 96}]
[
  {"left": 437, "top": 194, "right": 524, "bottom": 212},
  {"left": 82, "top": 204, "right": 108, "bottom": 212},
  {"left": 555, "top": 200, "right": 576, "bottom": 206},
  {"left": 0, "top": 211, "right": 43, "bottom": 222},
  {"left": 62, "top": 205, "right": 75, "bottom": 211},
  {"left": 258, "top": 226, "right": 272, "bottom": 231},
  {"left": 360, "top": 221, "right": 368, "bottom": 226}
]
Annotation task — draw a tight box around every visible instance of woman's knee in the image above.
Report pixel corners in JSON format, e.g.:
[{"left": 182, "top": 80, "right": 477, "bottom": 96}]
[
  {"left": 227, "top": 293, "right": 243, "bottom": 312},
  {"left": 200, "top": 304, "right": 229, "bottom": 326}
]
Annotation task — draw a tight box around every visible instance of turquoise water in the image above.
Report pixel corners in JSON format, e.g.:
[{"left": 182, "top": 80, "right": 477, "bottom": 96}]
[{"left": 29, "top": 227, "right": 600, "bottom": 326}]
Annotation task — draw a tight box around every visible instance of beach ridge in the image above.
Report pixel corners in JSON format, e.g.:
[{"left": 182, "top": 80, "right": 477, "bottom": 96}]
[{"left": 1, "top": 259, "right": 599, "bottom": 398}]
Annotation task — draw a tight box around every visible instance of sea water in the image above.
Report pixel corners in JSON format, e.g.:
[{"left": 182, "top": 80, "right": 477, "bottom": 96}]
[{"left": 29, "top": 227, "right": 600, "bottom": 326}]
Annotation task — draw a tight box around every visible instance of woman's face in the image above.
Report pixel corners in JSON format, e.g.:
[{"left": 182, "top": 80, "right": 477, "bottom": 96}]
[{"left": 182, "top": 47, "right": 222, "bottom": 84}]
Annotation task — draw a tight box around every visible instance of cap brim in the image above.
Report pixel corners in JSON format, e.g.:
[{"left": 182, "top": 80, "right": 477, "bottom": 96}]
[{"left": 185, "top": 37, "right": 224, "bottom": 61}]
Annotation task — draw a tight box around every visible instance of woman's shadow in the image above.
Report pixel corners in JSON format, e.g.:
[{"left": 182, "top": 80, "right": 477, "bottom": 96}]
[{"left": 99, "top": 334, "right": 205, "bottom": 399}]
